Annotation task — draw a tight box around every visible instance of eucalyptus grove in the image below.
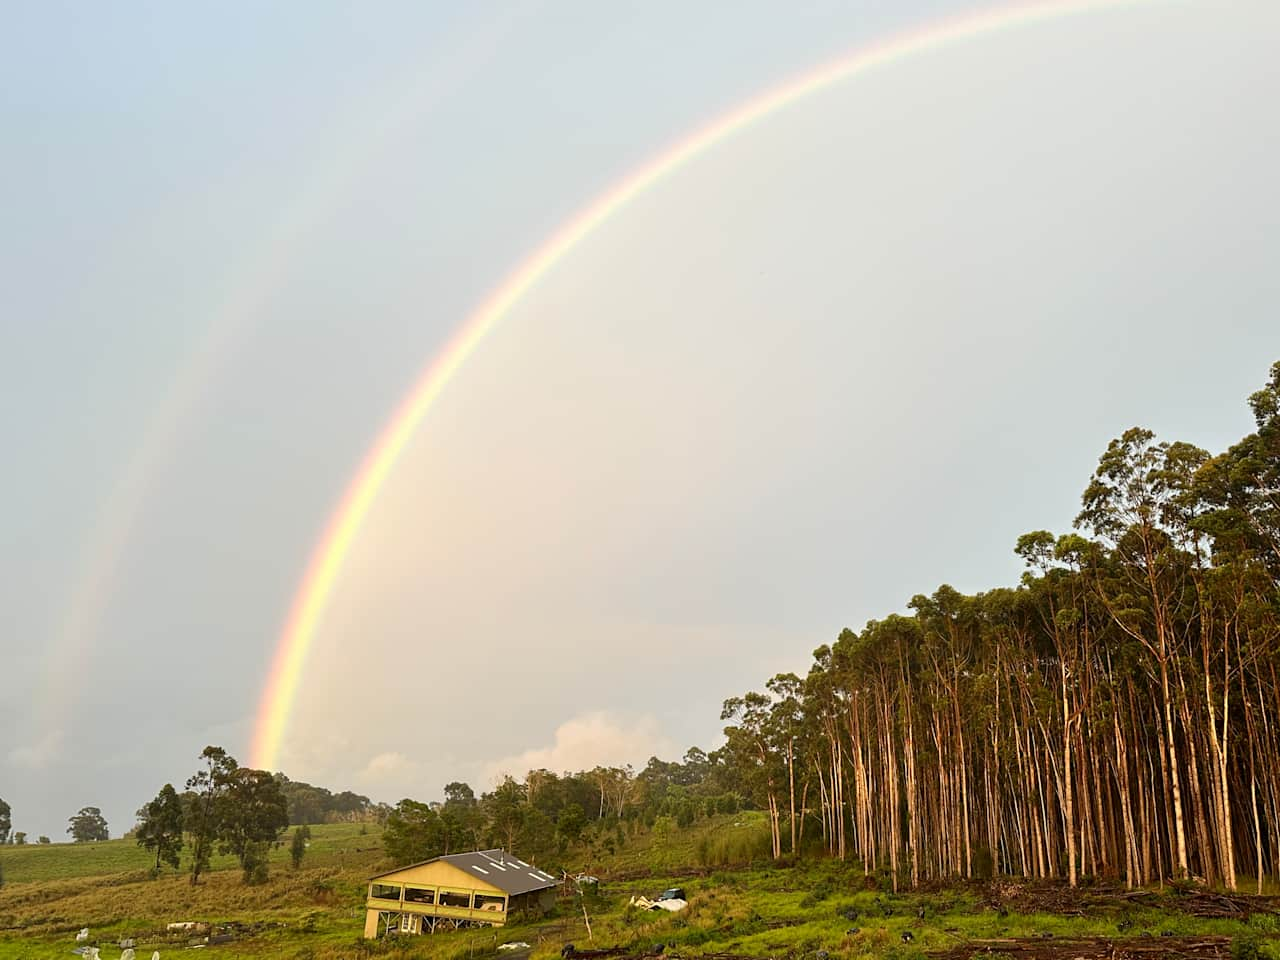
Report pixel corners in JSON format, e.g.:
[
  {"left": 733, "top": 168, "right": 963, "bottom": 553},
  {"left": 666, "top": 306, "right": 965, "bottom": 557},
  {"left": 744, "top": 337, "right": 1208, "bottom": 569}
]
[{"left": 720, "top": 362, "right": 1280, "bottom": 891}]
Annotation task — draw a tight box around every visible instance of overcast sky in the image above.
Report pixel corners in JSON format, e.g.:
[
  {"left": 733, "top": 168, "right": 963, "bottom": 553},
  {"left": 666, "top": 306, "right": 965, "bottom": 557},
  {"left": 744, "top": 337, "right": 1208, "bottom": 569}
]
[{"left": 2, "top": 0, "right": 1278, "bottom": 840}]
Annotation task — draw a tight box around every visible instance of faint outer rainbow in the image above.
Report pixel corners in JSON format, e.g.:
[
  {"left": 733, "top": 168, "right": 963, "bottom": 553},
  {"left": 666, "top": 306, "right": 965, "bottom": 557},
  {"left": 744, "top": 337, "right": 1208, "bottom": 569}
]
[{"left": 249, "top": 0, "right": 1145, "bottom": 770}]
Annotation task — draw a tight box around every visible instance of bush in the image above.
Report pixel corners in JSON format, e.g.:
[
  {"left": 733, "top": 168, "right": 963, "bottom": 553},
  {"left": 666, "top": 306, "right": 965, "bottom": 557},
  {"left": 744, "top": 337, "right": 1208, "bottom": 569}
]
[
  {"left": 695, "top": 836, "right": 711, "bottom": 867},
  {"left": 800, "top": 878, "right": 834, "bottom": 908},
  {"left": 1233, "top": 934, "right": 1261, "bottom": 960},
  {"left": 1248, "top": 913, "right": 1280, "bottom": 935},
  {"left": 242, "top": 842, "right": 270, "bottom": 885},
  {"left": 298, "top": 910, "right": 323, "bottom": 933}
]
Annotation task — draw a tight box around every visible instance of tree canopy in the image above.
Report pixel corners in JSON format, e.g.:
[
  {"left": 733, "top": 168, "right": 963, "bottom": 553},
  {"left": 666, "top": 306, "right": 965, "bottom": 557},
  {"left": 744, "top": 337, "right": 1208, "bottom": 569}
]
[{"left": 66, "top": 807, "right": 108, "bottom": 843}]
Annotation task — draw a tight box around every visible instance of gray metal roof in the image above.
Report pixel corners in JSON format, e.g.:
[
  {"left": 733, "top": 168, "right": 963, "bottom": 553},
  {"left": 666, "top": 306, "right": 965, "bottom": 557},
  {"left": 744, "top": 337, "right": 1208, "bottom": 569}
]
[{"left": 372, "top": 848, "right": 559, "bottom": 895}]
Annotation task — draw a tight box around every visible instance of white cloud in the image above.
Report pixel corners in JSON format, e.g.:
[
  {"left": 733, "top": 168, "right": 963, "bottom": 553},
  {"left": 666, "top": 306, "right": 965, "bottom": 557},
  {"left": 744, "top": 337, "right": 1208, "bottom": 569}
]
[
  {"left": 484, "top": 712, "right": 677, "bottom": 786},
  {"left": 9, "top": 729, "right": 64, "bottom": 769},
  {"left": 356, "top": 751, "right": 423, "bottom": 786}
]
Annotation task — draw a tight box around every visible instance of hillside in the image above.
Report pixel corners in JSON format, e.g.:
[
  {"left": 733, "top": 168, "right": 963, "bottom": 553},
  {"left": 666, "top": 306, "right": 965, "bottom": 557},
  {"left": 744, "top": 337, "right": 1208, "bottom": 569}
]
[{"left": 3, "top": 815, "right": 1280, "bottom": 960}]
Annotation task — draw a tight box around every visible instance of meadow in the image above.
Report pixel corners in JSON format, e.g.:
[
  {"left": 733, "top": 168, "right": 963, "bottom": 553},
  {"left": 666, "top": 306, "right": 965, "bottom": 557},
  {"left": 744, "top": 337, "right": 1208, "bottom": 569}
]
[{"left": 3, "top": 815, "right": 1279, "bottom": 960}]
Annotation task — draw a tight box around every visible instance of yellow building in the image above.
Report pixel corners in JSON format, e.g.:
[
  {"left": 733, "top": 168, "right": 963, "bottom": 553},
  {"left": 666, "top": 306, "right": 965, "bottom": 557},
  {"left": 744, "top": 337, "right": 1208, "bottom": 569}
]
[{"left": 364, "top": 849, "right": 559, "bottom": 938}]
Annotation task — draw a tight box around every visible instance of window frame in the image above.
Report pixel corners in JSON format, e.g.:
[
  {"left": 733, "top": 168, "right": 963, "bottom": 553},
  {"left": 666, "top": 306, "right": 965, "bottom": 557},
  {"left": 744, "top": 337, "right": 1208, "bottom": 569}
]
[
  {"left": 437, "top": 888, "right": 474, "bottom": 909},
  {"left": 404, "top": 885, "right": 437, "bottom": 905}
]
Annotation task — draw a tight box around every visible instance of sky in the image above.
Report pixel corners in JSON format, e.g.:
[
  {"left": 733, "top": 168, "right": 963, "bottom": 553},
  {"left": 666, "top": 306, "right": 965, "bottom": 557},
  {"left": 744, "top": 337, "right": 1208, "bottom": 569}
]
[{"left": 2, "top": 0, "right": 1278, "bottom": 840}]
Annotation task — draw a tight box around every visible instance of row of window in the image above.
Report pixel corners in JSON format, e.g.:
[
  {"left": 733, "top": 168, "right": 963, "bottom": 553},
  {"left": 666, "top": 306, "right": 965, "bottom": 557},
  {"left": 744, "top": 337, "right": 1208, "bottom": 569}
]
[{"left": 369, "top": 883, "right": 505, "bottom": 912}]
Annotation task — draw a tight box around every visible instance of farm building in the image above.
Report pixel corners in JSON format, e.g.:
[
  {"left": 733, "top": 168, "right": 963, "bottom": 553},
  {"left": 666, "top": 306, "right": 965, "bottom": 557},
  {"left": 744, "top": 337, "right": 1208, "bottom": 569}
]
[{"left": 364, "top": 849, "right": 558, "bottom": 937}]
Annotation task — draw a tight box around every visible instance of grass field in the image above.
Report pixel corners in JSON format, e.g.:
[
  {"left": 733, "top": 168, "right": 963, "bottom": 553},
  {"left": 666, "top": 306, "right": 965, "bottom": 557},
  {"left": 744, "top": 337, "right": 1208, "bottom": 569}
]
[
  {"left": 2, "top": 817, "right": 1278, "bottom": 960},
  {"left": 0, "top": 822, "right": 379, "bottom": 884}
]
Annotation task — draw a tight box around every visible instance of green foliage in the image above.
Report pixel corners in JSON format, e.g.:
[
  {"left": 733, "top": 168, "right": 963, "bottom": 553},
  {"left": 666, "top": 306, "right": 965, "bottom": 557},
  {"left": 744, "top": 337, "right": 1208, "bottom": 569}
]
[
  {"left": 1233, "top": 932, "right": 1262, "bottom": 960},
  {"left": 443, "top": 782, "right": 476, "bottom": 806},
  {"left": 0, "top": 797, "right": 8, "bottom": 844},
  {"left": 186, "top": 745, "right": 238, "bottom": 884},
  {"left": 675, "top": 803, "right": 695, "bottom": 829},
  {"left": 798, "top": 877, "right": 833, "bottom": 907},
  {"left": 241, "top": 840, "right": 271, "bottom": 884},
  {"left": 66, "top": 806, "right": 108, "bottom": 842},
  {"left": 136, "top": 782, "right": 184, "bottom": 874},
  {"left": 1249, "top": 913, "right": 1280, "bottom": 935},
  {"left": 291, "top": 824, "right": 311, "bottom": 869},
  {"left": 276, "top": 775, "right": 371, "bottom": 825},
  {"left": 483, "top": 777, "right": 526, "bottom": 854},
  {"left": 383, "top": 799, "right": 444, "bottom": 865},
  {"left": 180, "top": 746, "right": 288, "bottom": 885},
  {"left": 218, "top": 768, "right": 290, "bottom": 881},
  {"left": 557, "top": 803, "right": 587, "bottom": 846}
]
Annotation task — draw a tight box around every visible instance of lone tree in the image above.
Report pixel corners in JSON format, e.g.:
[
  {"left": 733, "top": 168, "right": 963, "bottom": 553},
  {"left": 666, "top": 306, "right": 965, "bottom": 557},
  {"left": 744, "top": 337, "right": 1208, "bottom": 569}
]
[
  {"left": 67, "top": 807, "right": 109, "bottom": 842},
  {"left": 0, "top": 797, "right": 10, "bottom": 844},
  {"left": 136, "top": 783, "right": 184, "bottom": 874}
]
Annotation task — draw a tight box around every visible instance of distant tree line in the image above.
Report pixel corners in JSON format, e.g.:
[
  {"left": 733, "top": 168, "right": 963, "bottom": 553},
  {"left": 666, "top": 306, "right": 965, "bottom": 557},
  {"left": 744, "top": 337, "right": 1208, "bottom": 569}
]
[
  {"left": 380, "top": 758, "right": 748, "bottom": 870},
  {"left": 273, "top": 775, "right": 372, "bottom": 825}
]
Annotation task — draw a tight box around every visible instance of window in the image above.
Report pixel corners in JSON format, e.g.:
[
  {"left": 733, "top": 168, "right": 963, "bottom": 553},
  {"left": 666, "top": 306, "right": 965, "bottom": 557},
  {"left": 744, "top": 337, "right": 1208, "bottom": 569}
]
[
  {"left": 370, "top": 883, "right": 401, "bottom": 901},
  {"left": 474, "top": 894, "right": 506, "bottom": 912},
  {"left": 405, "top": 886, "right": 435, "bottom": 904},
  {"left": 438, "top": 890, "right": 472, "bottom": 908}
]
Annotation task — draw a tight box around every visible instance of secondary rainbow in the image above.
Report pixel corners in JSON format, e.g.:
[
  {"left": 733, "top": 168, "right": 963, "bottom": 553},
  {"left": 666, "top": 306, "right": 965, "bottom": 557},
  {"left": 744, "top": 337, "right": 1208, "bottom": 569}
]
[{"left": 249, "top": 0, "right": 1147, "bottom": 771}]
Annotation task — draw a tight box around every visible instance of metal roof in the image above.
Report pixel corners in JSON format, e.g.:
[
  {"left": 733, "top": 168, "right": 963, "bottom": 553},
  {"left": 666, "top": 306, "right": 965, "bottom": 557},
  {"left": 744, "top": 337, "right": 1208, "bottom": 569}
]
[{"left": 371, "top": 849, "right": 559, "bottom": 895}]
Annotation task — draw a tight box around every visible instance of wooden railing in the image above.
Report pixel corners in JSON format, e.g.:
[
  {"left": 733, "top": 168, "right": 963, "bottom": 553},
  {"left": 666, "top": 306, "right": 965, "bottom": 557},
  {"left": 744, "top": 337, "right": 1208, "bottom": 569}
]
[{"left": 364, "top": 897, "right": 507, "bottom": 924}]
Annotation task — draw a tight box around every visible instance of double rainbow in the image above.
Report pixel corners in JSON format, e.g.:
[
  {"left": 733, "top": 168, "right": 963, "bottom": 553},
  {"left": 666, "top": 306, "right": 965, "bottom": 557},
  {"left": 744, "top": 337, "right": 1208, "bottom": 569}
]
[{"left": 248, "top": 0, "right": 1143, "bottom": 771}]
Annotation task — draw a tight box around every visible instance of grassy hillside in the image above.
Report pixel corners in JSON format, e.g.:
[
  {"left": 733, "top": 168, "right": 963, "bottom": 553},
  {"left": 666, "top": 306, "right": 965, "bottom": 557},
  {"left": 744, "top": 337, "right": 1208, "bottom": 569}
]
[
  {"left": 0, "top": 821, "right": 378, "bottom": 884},
  {"left": 2, "top": 817, "right": 1278, "bottom": 960},
  {"left": 572, "top": 812, "right": 773, "bottom": 876}
]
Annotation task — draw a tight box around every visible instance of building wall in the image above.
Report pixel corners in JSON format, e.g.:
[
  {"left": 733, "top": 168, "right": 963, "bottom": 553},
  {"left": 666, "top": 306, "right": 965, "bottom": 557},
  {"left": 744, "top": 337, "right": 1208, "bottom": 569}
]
[
  {"left": 364, "top": 859, "right": 557, "bottom": 938},
  {"left": 371, "top": 860, "right": 506, "bottom": 894}
]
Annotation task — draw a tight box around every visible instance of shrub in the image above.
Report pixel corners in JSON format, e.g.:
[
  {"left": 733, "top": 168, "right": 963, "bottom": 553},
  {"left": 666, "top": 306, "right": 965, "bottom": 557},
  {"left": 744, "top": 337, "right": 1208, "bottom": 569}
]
[
  {"left": 800, "top": 878, "right": 834, "bottom": 908},
  {"left": 695, "top": 836, "right": 711, "bottom": 867},
  {"left": 1248, "top": 913, "right": 1280, "bottom": 935},
  {"left": 1233, "top": 934, "right": 1261, "bottom": 960}
]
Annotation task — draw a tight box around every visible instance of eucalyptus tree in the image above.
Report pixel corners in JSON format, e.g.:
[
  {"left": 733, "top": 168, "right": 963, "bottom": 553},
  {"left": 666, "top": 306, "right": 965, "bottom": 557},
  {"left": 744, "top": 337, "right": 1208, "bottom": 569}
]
[
  {"left": 185, "top": 746, "right": 237, "bottom": 885},
  {"left": 721, "top": 690, "right": 785, "bottom": 858},
  {"left": 136, "top": 783, "right": 184, "bottom": 874}
]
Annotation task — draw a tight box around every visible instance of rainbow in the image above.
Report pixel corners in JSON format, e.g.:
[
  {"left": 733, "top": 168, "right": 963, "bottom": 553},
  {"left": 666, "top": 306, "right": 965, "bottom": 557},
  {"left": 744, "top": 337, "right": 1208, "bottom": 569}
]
[{"left": 248, "top": 0, "right": 1147, "bottom": 771}]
